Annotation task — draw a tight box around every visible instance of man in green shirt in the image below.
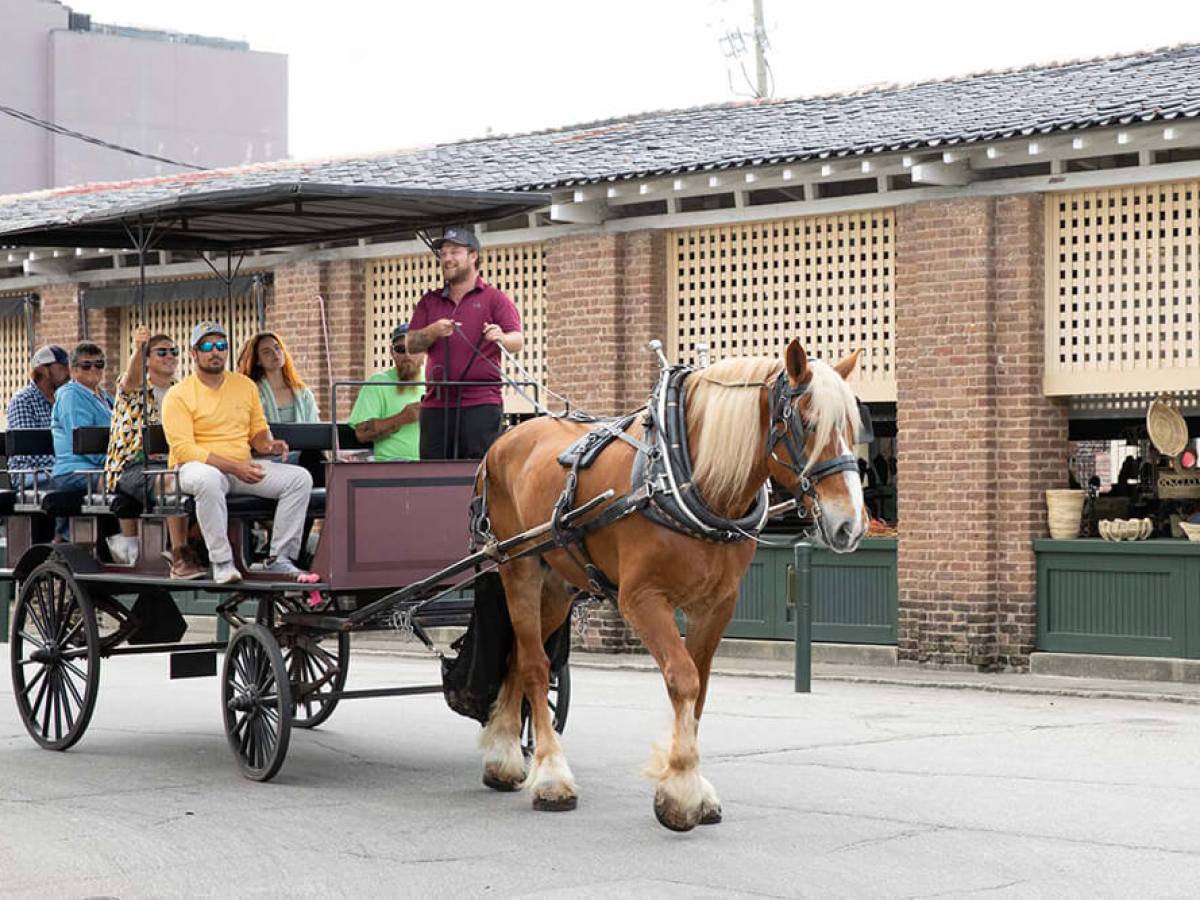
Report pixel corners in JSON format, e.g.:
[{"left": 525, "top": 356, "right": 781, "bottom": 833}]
[{"left": 348, "top": 324, "right": 423, "bottom": 460}]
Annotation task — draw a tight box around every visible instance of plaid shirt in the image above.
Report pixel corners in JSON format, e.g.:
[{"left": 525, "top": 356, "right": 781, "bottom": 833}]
[{"left": 6, "top": 381, "right": 54, "bottom": 473}]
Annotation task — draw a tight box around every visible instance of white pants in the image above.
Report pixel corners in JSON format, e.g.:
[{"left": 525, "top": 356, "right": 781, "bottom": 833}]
[{"left": 179, "top": 460, "right": 313, "bottom": 565}]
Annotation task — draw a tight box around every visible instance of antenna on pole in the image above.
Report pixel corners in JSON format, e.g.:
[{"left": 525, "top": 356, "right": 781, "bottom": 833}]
[
  {"left": 753, "top": 0, "right": 767, "bottom": 99},
  {"left": 714, "top": 0, "right": 772, "bottom": 100}
]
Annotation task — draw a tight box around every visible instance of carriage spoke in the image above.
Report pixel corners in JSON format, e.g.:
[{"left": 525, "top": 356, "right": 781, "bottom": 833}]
[
  {"left": 20, "top": 665, "right": 48, "bottom": 698},
  {"left": 61, "top": 658, "right": 89, "bottom": 683},
  {"left": 26, "top": 586, "right": 52, "bottom": 642},
  {"left": 60, "top": 664, "right": 85, "bottom": 710},
  {"left": 52, "top": 670, "right": 64, "bottom": 742},
  {"left": 18, "top": 630, "right": 46, "bottom": 650},
  {"left": 58, "top": 616, "right": 85, "bottom": 650}
]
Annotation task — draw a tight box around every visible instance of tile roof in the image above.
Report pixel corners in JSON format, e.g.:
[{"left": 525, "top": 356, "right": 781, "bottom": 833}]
[{"left": 4, "top": 43, "right": 1200, "bottom": 239}]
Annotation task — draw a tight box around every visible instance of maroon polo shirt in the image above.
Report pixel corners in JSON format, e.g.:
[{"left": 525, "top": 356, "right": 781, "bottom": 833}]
[{"left": 408, "top": 276, "right": 522, "bottom": 408}]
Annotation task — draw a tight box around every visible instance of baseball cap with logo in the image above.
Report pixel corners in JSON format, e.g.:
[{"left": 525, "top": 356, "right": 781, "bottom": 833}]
[
  {"left": 190, "top": 321, "right": 228, "bottom": 348},
  {"left": 31, "top": 345, "right": 69, "bottom": 367},
  {"left": 431, "top": 226, "right": 480, "bottom": 252}
]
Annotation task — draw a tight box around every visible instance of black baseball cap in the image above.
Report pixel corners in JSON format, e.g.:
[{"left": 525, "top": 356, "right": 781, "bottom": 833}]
[
  {"left": 391, "top": 323, "right": 410, "bottom": 342},
  {"left": 431, "top": 226, "right": 480, "bottom": 252}
]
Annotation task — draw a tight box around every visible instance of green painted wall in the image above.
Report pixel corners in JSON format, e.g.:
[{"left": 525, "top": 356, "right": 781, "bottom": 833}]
[{"left": 1036, "top": 539, "right": 1200, "bottom": 658}]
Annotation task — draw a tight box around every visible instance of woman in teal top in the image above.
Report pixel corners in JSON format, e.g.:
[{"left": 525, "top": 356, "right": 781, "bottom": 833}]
[{"left": 237, "top": 332, "right": 319, "bottom": 424}]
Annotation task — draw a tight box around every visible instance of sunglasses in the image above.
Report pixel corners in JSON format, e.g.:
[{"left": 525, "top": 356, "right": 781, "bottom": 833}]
[
  {"left": 75, "top": 360, "right": 105, "bottom": 371},
  {"left": 196, "top": 340, "right": 229, "bottom": 353},
  {"left": 392, "top": 342, "right": 409, "bottom": 353},
  {"left": 152, "top": 347, "right": 180, "bottom": 357}
]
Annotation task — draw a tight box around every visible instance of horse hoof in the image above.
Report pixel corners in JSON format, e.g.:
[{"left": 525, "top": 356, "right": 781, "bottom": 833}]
[
  {"left": 699, "top": 806, "right": 723, "bottom": 825},
  {"left": 532, "top": 795, "right": 578, "bottom": 812},
  {"left": 654, "top": 799, "right": 697, "bottom": 833},
  {"left": 483, "top": 772, "right": 521, "bottom": 793}
]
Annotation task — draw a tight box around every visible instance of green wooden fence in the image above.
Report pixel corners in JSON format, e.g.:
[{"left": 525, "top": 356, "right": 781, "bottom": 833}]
[
  {"left": 722, "top": 536, "right": 897, "bottom": 642},
  {"left": 1036, "top": 539, "right": 1200, "bottom": 658}
]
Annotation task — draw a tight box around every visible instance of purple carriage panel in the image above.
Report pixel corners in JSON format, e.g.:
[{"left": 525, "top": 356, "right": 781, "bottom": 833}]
[{"left": 312, "top": 459, "right": 480, "bottom": 591}]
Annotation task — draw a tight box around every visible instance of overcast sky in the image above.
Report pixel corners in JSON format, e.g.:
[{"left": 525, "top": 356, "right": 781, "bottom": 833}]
[{"left": 74, "top": 0, "right": 1198, "bottom": 161}]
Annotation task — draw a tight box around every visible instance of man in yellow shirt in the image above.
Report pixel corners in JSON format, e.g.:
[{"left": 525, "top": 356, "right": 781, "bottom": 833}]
[{"left": 162, "top": 322, "right": 313, "bottom": 584}]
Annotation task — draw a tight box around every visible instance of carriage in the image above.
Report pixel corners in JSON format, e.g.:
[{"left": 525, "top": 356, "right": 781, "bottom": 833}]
[
  {"left": 1, "top": 181, "right": 870, "bottom": 830},
  {"left": 1, "top": 184, "right": 570, "bottom": 781}
]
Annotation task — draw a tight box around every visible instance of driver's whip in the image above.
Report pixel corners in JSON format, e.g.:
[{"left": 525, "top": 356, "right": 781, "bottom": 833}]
[{"left": 315, "top": 293, "right": 335, "bottom": 412}]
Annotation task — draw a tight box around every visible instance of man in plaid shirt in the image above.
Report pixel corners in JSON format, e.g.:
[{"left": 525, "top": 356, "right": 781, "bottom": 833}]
[{"left": 6, "top": 345, "right": 70, "bottom": 482}]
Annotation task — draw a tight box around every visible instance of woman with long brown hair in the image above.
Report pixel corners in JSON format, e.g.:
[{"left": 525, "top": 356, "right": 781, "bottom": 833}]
[{"left": 237, "top": 331, "right": 319, "bottom": 423}]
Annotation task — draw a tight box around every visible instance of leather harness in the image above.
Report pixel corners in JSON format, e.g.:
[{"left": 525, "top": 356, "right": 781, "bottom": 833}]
[{"left": 471, "top": 364, "right": 866, "bottom": 601}]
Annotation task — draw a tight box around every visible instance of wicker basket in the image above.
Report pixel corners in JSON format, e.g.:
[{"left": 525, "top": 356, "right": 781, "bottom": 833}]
[
  {"left": 1147, "top": 394, "right": 1189, "bottom": 458},
  {"left": 1157, "top": 468, "right": 1200, "bottom": 499},
  {"left": 1180, "top": 521, "right": 1200, "bottom": 543},
  {"left": 1098, "top": 518, "right": 1153, "bottom": 541},
  {"left": 1046, "top": 489, "right": 1086, "bottom": 539}
]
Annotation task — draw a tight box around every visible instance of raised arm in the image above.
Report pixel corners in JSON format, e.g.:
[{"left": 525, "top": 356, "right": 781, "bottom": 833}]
[{"left": 119, "top": 325, "right": 150, "bottom": 393}]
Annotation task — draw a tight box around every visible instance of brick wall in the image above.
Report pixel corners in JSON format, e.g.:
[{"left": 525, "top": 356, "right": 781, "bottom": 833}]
[
  {"left": 269, "top": 259, "right": 366, "bottom": 422},
  {"left": 545, "top": 229, "right": 668, "bottom": 418},
  {"left": 895, "top": 195, "right": 1066, "bottom": 670},
  {"left": 35, "top": 282, "right": 81, "bottom": 349},
  {"left": 992, "top": 196, "right": 1069, "bottom": 669},
  {"left": 895, "top": 198, "right": 1000, "bottom": 668}
]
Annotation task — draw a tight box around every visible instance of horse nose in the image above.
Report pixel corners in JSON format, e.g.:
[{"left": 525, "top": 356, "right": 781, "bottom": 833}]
[{"left": 834, "top": 520, "right": 859, "bottom": 549}]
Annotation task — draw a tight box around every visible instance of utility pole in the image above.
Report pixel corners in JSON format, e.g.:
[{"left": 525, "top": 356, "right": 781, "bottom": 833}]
[{"left": 753, "top": 0, "right": 767, "bottom": 99}]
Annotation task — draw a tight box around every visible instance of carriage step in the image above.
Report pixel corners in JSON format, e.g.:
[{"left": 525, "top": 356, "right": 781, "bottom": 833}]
[{"left": 170, "top": 650, "right": 217, "bottom": 679}]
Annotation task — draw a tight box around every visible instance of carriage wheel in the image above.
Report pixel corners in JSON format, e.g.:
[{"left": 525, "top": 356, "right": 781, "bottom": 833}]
[
  {"left": 9, "top": 560, "right": 101, "bottom": 751},
  {"left": 284, "top": 631, "right": 350, "bottom": 729},
  {"left": 521, "top": 663, "right": 571, "bottom": 758},
  {"left": 221, "top": 623, "right": 292, "bottom": 782}
]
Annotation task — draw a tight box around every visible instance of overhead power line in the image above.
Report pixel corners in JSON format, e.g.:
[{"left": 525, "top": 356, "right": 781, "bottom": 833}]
[{"left": 0, "top": 102, "right": 208, "bottom": 172}]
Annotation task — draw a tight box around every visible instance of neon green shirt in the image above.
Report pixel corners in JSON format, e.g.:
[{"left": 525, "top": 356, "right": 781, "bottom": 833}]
[{"left": 347, "top": 369, "right": 421, "bottom": 461}]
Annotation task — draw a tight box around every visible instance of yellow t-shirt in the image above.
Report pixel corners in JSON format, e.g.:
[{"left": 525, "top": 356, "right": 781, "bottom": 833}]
[{"left": 162, "top": 372, "right": 270, "bottom": 468}]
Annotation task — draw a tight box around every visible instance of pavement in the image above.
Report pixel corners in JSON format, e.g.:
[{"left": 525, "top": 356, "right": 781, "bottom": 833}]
[{"left": 4, "top": 644, "right": 1200, "bottom": 897}]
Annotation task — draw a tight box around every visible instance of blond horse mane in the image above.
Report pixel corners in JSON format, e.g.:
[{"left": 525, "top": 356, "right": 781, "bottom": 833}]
[{"left": 686, "top": 355, "right": 861, "bottom": 509}]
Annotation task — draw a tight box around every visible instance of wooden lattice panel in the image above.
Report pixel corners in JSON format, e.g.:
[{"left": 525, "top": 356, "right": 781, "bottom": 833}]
[
  {"left": 1046, "top": 182, "right": 1200, "bottom": 395},
  {"left": 119, "top": 292, "right": 260, "bottom": 380},
  {"left": 367, "top": 244, "right": 547, "bottom": 412},
  {"left": 667, "top": 211, "right": 896, "bottom": 401},
  {"left": 0, "top": 311, "right": 30, "bottom": 429}
]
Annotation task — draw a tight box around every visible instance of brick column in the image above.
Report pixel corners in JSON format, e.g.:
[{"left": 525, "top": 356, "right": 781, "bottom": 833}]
[
  {"left": 84, "top": 306, "right": 124, "bottom": 395},
  {"left": 993, "top": 196, "right": 1069, "bottom": 669},
  {"left": 895, "top": 198, "right": 1000, "bottom": 668},
  {"left": 545, "top": 229, "right": 668, "bottom": 652},
  {"left": 35, "top": 282, "right": 82, "bottom": 348},
  {"left": 544, "top": 233, "right": 623, "bottom": 416},
  {"left": 894, "top": 195, "right": 1067, "bottom": 670},
  {"left": 269, "top": 259, "right": 367, "bottom": 422},
  {"left": 616, "top": 229, "right": 668, "bottom": 410}
]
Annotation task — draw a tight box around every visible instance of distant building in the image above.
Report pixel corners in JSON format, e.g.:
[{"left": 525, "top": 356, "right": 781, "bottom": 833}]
[{"left": 0, "top": 0, "right": 287, "bottom": 194}]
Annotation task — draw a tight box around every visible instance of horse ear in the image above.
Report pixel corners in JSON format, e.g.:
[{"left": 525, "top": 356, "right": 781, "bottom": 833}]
[
  {"left": 785, "top": 339, "right": 809, "bottom": 383},
  {"left": 832, "top": 349, "right": 862, "bottom": 381}
]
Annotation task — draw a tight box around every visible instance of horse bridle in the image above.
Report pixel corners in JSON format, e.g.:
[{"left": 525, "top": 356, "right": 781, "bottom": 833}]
[{"left": 764, "top": 372, "right": 860, "bottom": 520}]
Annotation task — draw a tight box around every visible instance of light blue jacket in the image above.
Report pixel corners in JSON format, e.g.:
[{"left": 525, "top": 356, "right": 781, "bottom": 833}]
[
  {"left": 51, "top": 380, "right": 114, "bottom": 476},
  {"left": 256, "top": 380, "right": 319, "bottom": 424}
]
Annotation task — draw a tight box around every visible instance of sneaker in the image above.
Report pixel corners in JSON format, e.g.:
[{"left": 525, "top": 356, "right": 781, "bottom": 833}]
[
  {"left": 212, "top": 560, "right": 243, "bottom": 584},
  {"left": 170, "top": 549, "right": 206, "bottom": 580},
  {"left": 106, "top": 535, "right": 139, "bottom": 565},
  {"left": 261, "top": 556, "right": 306, "bottom": 579}
]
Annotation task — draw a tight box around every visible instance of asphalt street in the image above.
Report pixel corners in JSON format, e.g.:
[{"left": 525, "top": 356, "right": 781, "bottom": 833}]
[{"left": 2, "top": 647, "right": 1200, "bottom": 898}]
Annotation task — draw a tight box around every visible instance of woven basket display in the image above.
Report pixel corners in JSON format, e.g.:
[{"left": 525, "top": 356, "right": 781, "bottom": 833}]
[
  {"left": 1180, "top": 521, "right": 1200, "bottom": 543},
  {"left": 1045, "top": 489, "right": 1086, "bottom": 539},
  {"left": 1147, "top": 394, "right": 1189, "bottom": 458},
  {"left": 1098, "top": 518, "right": 1153, "bottom": 541}
]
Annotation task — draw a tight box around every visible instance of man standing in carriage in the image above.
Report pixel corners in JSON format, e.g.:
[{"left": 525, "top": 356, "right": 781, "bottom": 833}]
[{"left": 405, "top": 226, "right": 522, "bottom": 460}]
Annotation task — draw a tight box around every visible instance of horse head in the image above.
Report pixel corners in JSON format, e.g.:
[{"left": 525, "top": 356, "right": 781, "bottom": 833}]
[{"left": 766, "top": 339, "right": 869, "bottom": 553}]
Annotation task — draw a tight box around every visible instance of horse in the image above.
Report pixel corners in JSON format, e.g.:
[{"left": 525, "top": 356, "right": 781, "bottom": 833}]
[{"left": 474, "top": 339, "right": 868, "bottom": 831}]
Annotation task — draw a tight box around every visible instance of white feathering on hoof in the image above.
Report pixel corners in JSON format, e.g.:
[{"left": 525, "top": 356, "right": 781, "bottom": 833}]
[{"left": 522, "top": 751, "right": 578, "bottom": 799}]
